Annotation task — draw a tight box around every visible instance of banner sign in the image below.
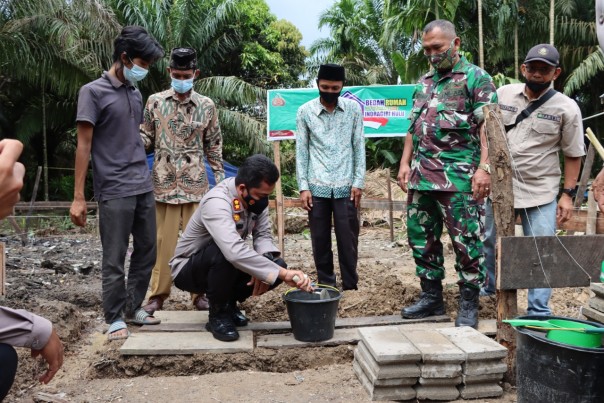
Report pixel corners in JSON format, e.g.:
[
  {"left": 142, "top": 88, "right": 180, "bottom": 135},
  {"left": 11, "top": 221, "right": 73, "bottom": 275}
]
[{"left": 267, "top": 85, "right": 415, "bottom": 141}]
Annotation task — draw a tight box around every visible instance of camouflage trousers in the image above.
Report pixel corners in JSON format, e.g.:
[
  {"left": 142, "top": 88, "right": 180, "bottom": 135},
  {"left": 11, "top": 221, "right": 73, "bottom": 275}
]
[{"left": 406, "top": 190, "right": 485, "bottom": 287}]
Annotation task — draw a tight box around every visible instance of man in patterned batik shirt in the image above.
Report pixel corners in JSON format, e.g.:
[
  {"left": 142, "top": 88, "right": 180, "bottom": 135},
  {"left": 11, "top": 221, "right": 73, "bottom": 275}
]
[
  {"left": 140, "top": 47, "right": 224, "bottom": 314},
  {"left": 296, "top": 63, "right": 366, "bottom": 291},
  {"left": 396, "top": 20, "right": 497, "bottom": 328}
]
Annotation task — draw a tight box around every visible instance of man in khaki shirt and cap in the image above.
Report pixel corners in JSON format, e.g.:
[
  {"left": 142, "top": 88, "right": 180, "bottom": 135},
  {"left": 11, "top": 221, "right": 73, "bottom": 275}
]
[
  {"left": 170, "top": 154, "right": 313, "bottom": 341},
  {"left": 481, "top": 44, "right": 585, "bottom": 316}
]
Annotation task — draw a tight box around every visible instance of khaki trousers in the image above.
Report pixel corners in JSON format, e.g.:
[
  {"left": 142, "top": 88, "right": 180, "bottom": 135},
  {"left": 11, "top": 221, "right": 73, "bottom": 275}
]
[{"left": 148, "top": 202, "right": 198, "bottom": 301}]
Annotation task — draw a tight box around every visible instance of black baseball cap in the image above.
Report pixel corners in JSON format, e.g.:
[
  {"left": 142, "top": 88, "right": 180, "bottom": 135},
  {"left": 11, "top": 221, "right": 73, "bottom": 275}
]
[
  {"left": 170, "top": 47, "right": 197, "bottom": 70},
  {"left": 524, "top": 44, "right": 559, "bottom": 66}
]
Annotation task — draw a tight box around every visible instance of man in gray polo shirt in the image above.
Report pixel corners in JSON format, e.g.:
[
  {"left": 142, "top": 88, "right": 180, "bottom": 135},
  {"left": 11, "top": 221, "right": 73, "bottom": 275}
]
[
  {"left": 70, "top": 26, "right": 165, "bottom": 340},
  {"left": 481, "top": 44, "right": 584, "bottom": 316}
]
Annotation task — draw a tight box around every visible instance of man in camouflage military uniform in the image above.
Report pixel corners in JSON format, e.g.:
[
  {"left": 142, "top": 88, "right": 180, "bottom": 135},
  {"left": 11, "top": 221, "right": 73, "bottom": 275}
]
[
  {"left": 140, "top": 48, "right": 224, "bottom": 314},
  {"left": 396, "top": 20, "right": 497, "bottom": 328}
]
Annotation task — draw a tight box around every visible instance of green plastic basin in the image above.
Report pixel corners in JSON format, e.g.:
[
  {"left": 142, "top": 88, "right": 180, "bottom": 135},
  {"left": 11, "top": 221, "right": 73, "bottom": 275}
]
[{"left": 546, "top": 319, "right": 603, "bottom": 348}]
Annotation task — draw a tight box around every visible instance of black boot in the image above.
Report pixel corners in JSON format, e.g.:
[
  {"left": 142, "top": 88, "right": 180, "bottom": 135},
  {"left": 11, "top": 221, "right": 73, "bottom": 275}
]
[
  {"left": 455, "top": 285, "right": 479, "bottom": 328},
  {"left": 229, "top": 300, "right": 248, "bottom": 327},
  {"left": 206, "top": 303, "right": 239, "bottom": 341},
  {"left": 401, "top": 278, "right": 445, "bottom": 319}
]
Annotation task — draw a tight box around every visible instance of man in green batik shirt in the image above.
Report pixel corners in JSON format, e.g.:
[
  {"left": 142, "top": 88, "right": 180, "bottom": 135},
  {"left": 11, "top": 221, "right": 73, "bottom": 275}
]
[{"left": 396, "top": 19, "right": 497, "bottom": 329}]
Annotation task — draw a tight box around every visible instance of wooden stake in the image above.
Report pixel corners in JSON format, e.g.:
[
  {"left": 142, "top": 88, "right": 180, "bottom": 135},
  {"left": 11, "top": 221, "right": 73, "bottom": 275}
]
[
  {"left": 574, "top": 143, "right": 595, "bottom": 208},
  {"left": 272, "top": 141, "right": 285, "bottom": 257},
  {"left": 387, "top": 169, "right": 394, "bottom": 242},
  {"left": 24, "top": 166, "right": 43, "bottom": 241},
  {"left": 0, "top": 242, "right": 4, "bottom": 296},
  {"left": 483, "top": 104, "right": 517, "bottom": 384},
  {"left": 587, "top": 190, "right": 597, "bottom": 235}
]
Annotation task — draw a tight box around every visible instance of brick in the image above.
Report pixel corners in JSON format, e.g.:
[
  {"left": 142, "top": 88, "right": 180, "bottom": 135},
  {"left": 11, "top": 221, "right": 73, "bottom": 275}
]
[
  {"left": 414, "top": 385, "right": 460, "bottom": 401},
  {"left": 355, "top": 342, "right": 420, "bottom": 380},
  {"left": 353, "top": 360, "right": 416, "bottom": 401},
  {"left": 458, "top": 383, "right": 503, "bottom": 399},
  {"left": 437, "top": 326, "right": 507, "bottom": 360},
  {"left": 403, "top": 330, "right": 465, "bottom": 363},
  {"left": 420, "top": 363, "right": 462, "bottom": 379},
  {"left": 462, "top": 360, "right": 507, "bottom": 376},
  {"left": 462, "top": 372, "right": 504, "bottom": 384},
  {"left": 358, "top": 326, "right": 422, "bottom": 363},
  {"left": 418, "top": 376, "right": 462, "bottom": 386}
]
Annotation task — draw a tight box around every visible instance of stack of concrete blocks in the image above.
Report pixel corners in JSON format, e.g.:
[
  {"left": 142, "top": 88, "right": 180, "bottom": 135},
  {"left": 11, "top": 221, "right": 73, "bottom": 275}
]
[
  {"left": 582, "top": 283, "right": 604, "bottom": 325},
  {"left": 438, "top": 327, "right": 508, "bottom": 399},
  {"left": 353, "top": 325, "right": 508, "bottom": 401},
  {"left": 352, "top": 327, "right": 420, "bottom": 401}
]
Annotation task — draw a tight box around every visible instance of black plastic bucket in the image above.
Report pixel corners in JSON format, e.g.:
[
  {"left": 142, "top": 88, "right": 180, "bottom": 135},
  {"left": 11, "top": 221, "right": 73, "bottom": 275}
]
[
  {"left": 283, "top": 286, "right": 342, "bottom": 342},
  {"left": 515, "top": 315, "right": 604, "bottom": 403}
]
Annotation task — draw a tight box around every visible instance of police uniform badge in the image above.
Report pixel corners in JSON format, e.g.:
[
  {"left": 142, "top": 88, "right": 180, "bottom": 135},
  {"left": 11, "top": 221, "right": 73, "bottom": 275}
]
[{"left": 232, "top": 198, "right": 243, "bottom": 229}]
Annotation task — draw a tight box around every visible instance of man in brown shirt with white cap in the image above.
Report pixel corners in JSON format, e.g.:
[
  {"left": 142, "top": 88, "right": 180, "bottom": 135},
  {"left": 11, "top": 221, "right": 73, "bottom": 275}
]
[{"left": 481, "top": 44, "right": 585, "bottom": 316}]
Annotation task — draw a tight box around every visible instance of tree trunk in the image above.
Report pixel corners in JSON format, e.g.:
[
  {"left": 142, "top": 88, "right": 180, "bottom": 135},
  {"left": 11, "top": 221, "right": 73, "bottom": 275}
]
[
  {"left": 478, "top": 0, "right": 484, "bottom": 68},
  {"left": 549, "top": 0, "right": 555, "bottom": 45},
  {"left": 483, "top": 104, "right": 517, "bottom": 384},
  {"left": 42, "top": 90, "right": 49, "bottom": 201},
  {"left": 514, "top": 23, "right": 519, "bottom": 80}
]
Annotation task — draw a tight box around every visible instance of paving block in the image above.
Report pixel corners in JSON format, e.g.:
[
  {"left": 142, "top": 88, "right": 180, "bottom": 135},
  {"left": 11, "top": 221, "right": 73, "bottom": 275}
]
[
  {"left": 403, "top": 330, "right": 465, "bottom": 363},
  {"left": 354, "top": 357, "right": 416, "bottom": 387},
  {"left": 591, "top": 282, "right": 604, "bottom": 299},
  {"left": 458, "top": 382, "right": 503, "bottom": 399},
  {"left": 462, "top": 372, "right": 504, "bottom": 384},
  {"left": 353, "top": 360, "right": 416, "bottom": 401},
  {"left": 581, "top": 305, "right": 604, "bottom": 324},
  {"left": 462, "top": 360, "right": 507, "bottom": 376},
  {"left": 153, "top": 310, "right": 208, "bottom": 324},
  {"left": 437, "top": 326, "right": 507, "bottom": 361},
  {"left": 588, "top": 296, "right": 604, "bottom": 312},
  {"left": 120, "top": 331, "right": 253, "bottom": 355},
  {"left": 414, "top": 384, "right": 460, "bottom": 401},
  {"left": 355, "top": 341, "right": 420, "bottom": 380},
  {"left": 418, "top": 376, "right": 461, "bottom": 386},
  {"left": 419, "top": 363, "right": 462, "bottom": 379},
  {"left": 358, "top": 326, "right": 422, "bottom": 363}
]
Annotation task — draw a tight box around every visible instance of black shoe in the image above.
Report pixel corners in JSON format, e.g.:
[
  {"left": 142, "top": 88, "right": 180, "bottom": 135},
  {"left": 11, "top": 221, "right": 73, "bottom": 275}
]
[
  {"left": 229, "top": 301, "right": 248, "bottom": 327},
  {"left": 401, "top": 278, "right": 445, "bottom": 319},
  {"left": 207, "top": 304, "right": 239, "bottom": 341},
  {"left": 455, "top": 285, "right": 479, "bottom": 328}
]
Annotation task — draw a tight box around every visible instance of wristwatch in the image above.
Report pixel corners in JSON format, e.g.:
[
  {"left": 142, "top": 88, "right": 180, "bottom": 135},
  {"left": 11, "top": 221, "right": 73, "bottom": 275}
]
[
  {"left": 478, "top": 163, "right": 491, "bottom": 174},
  {"left": 561, "top": 187, "right": 577, "bottom": 197}
]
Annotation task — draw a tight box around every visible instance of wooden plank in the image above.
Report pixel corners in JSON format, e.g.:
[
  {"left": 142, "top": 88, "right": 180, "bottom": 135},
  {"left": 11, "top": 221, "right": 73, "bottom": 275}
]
[
  {"left": 272, "top": 141, "right": 285, "bottom": 256},
  {"left": 120, "top": 331, "right": 253, "bottom": 355},
  {"left": 574, "top": 143, "right": 595, "bottom": 208},
  {"left": 257, "top": 328, "right": 359, "bottom": 348},
  {"left": 140, "top": 313, "right": 451, "bottom": 333},
  {"left": 268, "top": 198, "right": 407, "bottom": 211},
  {"left": 498, "top": 235, "right": 604, "bottom": 289},
  {"left": 587, "top": 191, "right": 597, "bottom": 235},
  {"left": 13, "top": 201, "right": 97, "bottom": 211},
  {"left": 0, "top": 242, "right": 4, "bottom": 296}
]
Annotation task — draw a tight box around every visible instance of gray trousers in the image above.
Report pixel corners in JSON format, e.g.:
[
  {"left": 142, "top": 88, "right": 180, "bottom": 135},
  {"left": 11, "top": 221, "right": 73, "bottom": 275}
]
[{"left": 98, "top": 192, "right": 156, "bottom": 324}]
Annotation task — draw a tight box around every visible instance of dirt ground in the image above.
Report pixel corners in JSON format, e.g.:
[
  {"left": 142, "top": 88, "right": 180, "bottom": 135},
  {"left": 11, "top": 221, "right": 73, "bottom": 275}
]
[{"left": 0, "top": 212, "right": 592, "bottom": 402}]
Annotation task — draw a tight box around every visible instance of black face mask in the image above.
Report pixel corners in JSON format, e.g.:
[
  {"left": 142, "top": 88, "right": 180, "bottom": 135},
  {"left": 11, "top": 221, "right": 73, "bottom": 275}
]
[
  {"left": 526, "top": 81, "right": 551, "bottom": 93},
  {"left": 319, "top": 90, "right": 341, "bottom": 105},
  {"left": 243, "top": 189, "right": 269, "bottom": 215}
]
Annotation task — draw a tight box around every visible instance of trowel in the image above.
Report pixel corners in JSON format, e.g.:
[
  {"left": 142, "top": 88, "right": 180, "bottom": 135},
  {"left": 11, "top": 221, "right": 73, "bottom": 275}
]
[{"left": 292, "top": 275, "right": 330, "bottom": 299}]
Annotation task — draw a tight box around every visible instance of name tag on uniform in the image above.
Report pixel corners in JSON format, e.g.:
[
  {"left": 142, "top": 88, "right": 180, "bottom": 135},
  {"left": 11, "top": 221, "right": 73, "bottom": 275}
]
[
  {"left": 499, "top": 104, "right": 518, "bottom": 112},
  {"left": 537, "top": 112, "right": 561, "bottom": 122}
]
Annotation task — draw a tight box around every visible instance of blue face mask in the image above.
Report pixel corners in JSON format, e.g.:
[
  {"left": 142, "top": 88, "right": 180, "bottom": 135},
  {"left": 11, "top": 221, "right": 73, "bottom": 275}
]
[
  {"left": 123, "top": 59, "right": 148, "bottom": 83},
  {"left": 171, "top": 78, "right": 194, "bottom": 94}
]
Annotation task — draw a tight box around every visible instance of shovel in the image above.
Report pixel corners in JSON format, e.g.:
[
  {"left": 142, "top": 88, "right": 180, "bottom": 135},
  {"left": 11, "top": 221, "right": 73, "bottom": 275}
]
[{"left": 503, "top": 319, "right": 604, "bottom": 334}]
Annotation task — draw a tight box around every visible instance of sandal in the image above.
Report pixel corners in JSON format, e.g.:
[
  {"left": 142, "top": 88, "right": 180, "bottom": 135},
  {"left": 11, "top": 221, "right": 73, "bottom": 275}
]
[
  {"left": 107, "top": 320, "right": 130, "bottom": 341},
  {"left": 126, "top": 308, "right": 161, "bottom": 326}
]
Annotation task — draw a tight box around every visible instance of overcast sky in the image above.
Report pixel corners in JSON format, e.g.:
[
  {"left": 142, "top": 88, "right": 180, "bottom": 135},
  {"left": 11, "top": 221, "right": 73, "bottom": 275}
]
[{"left": 264, "top": 0, "right": 337, "bottom": 49}]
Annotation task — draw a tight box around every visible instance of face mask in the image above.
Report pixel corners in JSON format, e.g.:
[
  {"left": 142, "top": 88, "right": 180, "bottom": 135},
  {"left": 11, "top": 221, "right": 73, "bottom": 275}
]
[
  {"left": 525, "top": 80, "right": 551, "bottom": 93},
  {"left": 243, "top": 189, "right": 269, "bottom": 215},
  {"left": 123, "top": 58, "right": 148, "bottom": 83},
  {"left": 171, "top": 78, "right": 194, "bottom": 94},
  {"left": 427, "top": 40, "right": 457, "bottom": 71},
  {"left": 319, "top": 90, "right": 341, "bottom": 105}
]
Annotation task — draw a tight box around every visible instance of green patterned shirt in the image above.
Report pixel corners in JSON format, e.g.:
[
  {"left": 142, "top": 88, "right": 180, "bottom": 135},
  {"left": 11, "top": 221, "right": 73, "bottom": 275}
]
[
  {"left": 296, "top": 97, "right": 365, "bottom": 198},
  {"left": 408, "top": 56, "right": 497, "bottom": 192}
]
